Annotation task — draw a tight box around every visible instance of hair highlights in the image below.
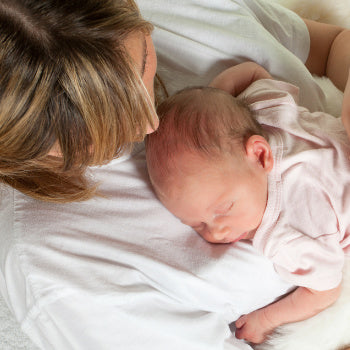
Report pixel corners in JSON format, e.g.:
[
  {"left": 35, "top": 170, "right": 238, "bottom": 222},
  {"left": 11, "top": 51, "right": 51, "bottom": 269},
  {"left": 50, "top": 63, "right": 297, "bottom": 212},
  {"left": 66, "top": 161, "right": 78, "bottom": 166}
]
[{"left": 0, "top": 0, "right": 154, "bottom": 202}]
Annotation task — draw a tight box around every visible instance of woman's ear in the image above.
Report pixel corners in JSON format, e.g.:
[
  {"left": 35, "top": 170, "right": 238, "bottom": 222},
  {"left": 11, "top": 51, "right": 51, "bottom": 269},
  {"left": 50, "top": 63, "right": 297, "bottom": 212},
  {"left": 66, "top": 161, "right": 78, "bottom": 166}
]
[{"left": 245, "top": 135, "right": 273, "bottom": 173}]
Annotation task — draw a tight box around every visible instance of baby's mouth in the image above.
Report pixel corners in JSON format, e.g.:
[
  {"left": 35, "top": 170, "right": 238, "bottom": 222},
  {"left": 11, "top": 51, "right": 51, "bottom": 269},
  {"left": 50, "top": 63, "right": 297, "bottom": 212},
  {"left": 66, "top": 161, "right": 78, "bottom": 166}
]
[{"left": 219, "top": 231, "right": 248, "bottom": 244}]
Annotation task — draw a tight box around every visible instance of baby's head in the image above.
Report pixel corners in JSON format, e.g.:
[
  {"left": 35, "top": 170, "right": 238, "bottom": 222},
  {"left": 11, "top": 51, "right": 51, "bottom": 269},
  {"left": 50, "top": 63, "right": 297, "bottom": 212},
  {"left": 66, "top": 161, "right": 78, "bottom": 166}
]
[{"left": 146, "top": 86, "right": 273, "bottom": 244}]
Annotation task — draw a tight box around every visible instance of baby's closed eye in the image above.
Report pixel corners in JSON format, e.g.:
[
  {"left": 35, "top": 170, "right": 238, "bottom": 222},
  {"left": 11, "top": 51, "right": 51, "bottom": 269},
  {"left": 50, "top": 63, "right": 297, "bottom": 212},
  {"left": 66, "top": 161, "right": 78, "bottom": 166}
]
[{"left": 213, "top": 201, "right": 235, "bottom": 218}]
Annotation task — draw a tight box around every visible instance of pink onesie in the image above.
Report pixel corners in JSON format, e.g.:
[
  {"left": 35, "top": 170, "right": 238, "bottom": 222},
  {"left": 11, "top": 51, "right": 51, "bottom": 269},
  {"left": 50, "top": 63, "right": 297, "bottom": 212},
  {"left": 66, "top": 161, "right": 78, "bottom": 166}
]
[{"left": 240, "top": 79, "right": 350, "bottom": 291}]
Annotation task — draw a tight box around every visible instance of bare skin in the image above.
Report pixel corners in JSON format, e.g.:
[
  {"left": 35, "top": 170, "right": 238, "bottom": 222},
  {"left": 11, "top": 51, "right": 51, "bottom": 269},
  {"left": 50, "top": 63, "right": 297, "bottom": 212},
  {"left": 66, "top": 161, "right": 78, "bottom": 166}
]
[
  {"left": 235, "top": 284, "right": 341, "bottom": 344},
  {"left": 303, "top": 19, "right": 350, "bottom": 135}
]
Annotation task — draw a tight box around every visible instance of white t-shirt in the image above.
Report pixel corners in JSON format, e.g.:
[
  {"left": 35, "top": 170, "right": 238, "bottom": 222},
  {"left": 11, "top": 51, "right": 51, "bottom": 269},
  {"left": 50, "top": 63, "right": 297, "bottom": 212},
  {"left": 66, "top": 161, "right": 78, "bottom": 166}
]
[
  {"left": 139, "top": 0, "right": 327, "bottom": 112},
  {"left": 0, "top": 1, "right": 324, "bottom": 349},
  {"left": 241, "top": 79, "right": 350, "bottom": 291}
]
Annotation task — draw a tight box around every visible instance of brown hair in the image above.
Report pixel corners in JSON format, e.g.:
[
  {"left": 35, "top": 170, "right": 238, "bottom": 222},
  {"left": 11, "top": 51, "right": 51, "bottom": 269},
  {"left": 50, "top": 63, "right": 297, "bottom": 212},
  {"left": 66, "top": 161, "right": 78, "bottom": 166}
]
[
  {"left": 146, "top": 86, "right": 265, "bottom": 184},
  {"left": 0, "top": 0, "right": 154, "bottom": 202}
]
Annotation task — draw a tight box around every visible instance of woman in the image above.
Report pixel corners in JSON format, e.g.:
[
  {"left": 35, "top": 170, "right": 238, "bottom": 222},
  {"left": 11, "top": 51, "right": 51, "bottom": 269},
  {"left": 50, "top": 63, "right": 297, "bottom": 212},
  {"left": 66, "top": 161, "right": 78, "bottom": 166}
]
[{"left": 0, "top": 0, "right": 349, "bottom": 349}]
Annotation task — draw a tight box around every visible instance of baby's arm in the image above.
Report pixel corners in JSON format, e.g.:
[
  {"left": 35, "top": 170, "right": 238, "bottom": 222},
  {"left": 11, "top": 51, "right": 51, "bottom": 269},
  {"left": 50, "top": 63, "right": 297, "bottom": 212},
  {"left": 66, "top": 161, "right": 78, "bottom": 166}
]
[
  {"left": 209, "top": 61, "right": 272, "bottom": 96},
  {"left": 235, "top": 283, "right": 342, "bottom": 344}
]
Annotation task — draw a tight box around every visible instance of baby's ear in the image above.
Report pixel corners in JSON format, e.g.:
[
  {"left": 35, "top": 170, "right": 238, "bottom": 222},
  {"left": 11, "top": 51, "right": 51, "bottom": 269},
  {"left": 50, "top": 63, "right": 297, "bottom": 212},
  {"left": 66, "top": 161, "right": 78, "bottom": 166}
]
[{"left": 245, "top": 135, "right": 273, "bottom": 173}]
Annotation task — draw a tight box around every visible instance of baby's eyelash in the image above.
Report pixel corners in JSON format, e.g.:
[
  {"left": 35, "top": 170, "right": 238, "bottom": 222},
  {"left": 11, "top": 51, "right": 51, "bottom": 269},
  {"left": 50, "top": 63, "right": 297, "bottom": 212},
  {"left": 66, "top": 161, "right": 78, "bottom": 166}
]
[
  {"left": 213, "top": 201, "right": 235, "bottom": 218},
  {"left": 226, "top": 202, "right": 234, "bottom": 211},
  {"left": 141, "top": 38, "right": 148, "bottom": 77}
]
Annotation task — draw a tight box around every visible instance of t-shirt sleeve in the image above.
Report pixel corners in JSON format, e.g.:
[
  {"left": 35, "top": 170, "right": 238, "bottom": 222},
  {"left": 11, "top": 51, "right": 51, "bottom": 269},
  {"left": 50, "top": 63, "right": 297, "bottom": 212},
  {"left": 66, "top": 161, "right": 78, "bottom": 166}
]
[{"left": 242, "top": 0, "right": 310, "bottom": 63}]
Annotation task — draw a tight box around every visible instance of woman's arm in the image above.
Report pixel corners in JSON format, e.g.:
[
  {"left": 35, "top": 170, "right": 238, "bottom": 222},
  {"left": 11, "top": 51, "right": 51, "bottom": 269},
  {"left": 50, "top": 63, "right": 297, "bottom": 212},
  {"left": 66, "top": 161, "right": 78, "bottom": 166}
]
[
  {"left": 235, "top": 283, "right": 342, "bottom": 344},
  {"left": 304, "top": 19, "right": 350, "bottom": 91},
  {"left": 209, "top": 61, "right": 272, "bottom": 96},
  {"left": 303, "top": 19, "right": 350, "bottom": 135}
]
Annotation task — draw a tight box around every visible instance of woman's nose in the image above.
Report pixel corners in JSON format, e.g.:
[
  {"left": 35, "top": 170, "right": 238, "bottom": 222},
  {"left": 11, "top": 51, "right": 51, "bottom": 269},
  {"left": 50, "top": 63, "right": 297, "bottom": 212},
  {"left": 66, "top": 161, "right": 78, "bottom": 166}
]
[{"left": 145, "top": 114, "right": 159, "bottom": 134}]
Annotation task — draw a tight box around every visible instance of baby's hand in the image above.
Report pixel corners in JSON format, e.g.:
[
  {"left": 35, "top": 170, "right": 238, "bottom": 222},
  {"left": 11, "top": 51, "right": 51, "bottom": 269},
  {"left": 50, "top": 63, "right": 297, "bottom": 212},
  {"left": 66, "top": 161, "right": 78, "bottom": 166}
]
[
  {"left": 235, "top": 309, "right": 275, "bottom": 344},
  {"left": 209, "top": 62, "right": 271, "bottom": 96}
]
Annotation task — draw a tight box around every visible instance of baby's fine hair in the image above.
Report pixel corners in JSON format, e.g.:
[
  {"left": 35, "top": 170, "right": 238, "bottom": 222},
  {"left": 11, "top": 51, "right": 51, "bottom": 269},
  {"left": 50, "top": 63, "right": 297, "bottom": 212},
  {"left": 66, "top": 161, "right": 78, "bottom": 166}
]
[
  {"left": 146, "top": 86, "right": 265, "bottom": 182},
  {"left": 0, "top": 0, "right": 153, "bottom": 202}
]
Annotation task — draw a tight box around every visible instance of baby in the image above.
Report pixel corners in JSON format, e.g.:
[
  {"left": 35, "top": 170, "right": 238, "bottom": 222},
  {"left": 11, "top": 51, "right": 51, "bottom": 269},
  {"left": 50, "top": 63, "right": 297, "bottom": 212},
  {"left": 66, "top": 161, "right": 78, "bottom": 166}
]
[{"left": 145, "top": 62, "right": 350, "bottom": 344}]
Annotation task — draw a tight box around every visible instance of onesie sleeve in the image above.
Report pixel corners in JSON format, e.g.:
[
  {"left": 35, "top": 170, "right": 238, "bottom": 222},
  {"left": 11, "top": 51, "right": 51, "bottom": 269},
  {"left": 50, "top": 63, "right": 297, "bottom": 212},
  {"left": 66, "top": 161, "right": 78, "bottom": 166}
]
[
  {"left": 239, "top": 79, "right": 300, "bottom": 111},
  {"left": 271, "top": 231, "right": 344, "bottom": 291},
  {"left": 258, "top": 179, "right": 345, "bottom": 291}
]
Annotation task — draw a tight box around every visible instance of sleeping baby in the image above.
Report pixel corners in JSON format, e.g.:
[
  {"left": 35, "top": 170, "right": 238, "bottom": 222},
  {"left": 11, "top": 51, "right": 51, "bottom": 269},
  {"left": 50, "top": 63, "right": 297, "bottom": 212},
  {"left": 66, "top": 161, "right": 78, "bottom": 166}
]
[{"left": 145, "top": 62, "right": 350, "bottom": 344}]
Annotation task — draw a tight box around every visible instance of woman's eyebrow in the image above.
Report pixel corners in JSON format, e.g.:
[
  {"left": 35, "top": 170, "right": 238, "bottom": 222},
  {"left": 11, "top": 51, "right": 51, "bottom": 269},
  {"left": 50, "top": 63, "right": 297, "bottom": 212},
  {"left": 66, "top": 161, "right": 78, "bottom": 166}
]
[{"left": 141, "top": 37, "right": 147, "bottom": 77}]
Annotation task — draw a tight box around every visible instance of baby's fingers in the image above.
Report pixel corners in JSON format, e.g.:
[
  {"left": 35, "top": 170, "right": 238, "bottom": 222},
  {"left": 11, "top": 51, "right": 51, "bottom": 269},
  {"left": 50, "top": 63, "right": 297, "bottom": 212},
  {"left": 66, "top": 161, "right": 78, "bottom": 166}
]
[
  {"left": 235, "top": 325, "right": 246, "bottom": 340},
  {"left": 235, "top": 315, "right": 247, "bottom": 329}
]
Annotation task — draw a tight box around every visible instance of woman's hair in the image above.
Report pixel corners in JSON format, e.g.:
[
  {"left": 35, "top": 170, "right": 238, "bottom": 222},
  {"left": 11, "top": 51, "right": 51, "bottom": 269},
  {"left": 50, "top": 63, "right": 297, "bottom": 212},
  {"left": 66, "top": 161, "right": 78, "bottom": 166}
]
[
  {"left": 146, "top": 86, "right": 265, "bottom": 184},
  {"left": 0, "top": 0, "right": 154, "bottom": 202}
]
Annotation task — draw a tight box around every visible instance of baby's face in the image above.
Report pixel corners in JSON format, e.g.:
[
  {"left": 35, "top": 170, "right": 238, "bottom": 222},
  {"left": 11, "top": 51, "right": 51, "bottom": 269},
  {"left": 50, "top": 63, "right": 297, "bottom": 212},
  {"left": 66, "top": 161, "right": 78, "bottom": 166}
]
[{"left": 157, "top": 149, "right": 270, "bottom": 244}]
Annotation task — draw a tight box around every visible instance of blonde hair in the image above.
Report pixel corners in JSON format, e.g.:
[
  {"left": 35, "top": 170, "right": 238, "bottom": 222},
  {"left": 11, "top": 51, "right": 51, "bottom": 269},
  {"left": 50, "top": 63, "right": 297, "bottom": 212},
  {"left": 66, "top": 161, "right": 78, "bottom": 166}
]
[
  {"left": 146, "top": 86, "right": 265, "bottom": 183},
  {"left": 0, "top": 0, "right": 154, "bottom": 202}
]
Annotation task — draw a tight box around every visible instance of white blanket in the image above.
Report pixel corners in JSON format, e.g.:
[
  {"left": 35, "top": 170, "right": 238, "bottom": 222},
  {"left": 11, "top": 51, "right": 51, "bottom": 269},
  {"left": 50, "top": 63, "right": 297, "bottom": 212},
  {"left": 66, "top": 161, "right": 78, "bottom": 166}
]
[{"left": 0, "top": 295, "right": 38, "bottom": 350}]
